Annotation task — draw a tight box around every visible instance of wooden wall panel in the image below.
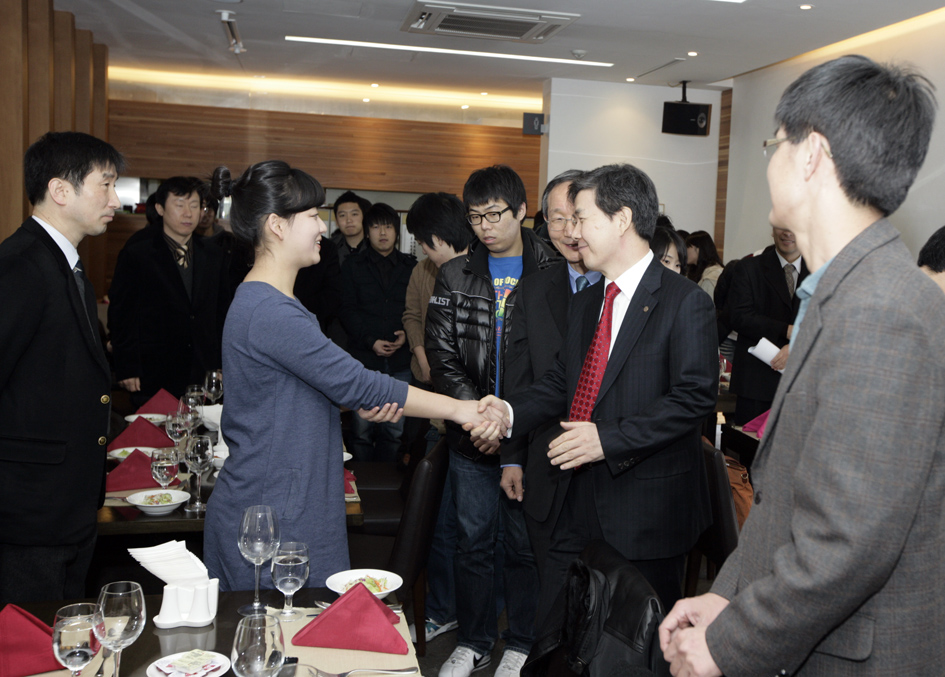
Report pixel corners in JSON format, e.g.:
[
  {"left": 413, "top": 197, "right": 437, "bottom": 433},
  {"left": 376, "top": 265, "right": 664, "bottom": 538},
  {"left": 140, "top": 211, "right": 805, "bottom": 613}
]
[
  {"left": 53, "top": 11, "right": 75, "bottom": 132},
  {"left": 91, "top": 43, "right": 108, "bottom": 139},
  {"left": 714, "top": 89, "right": 732, "bottom": 260},
  {"left": 108, "top": 101, "right": 542, "bottom": 207},
  {"left": 74, "top": 29, "right": 93, "bottom": 133},
  {"left": 0, "top": 0, "right": 28, "bottom": 240},
  {"left": 27, "top": 0, "right": 54, "bottom": 147}
]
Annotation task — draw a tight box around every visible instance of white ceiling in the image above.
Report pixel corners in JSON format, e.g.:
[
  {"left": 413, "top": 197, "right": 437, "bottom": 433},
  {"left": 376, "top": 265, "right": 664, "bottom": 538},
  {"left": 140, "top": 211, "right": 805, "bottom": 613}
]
[{"left": 55, "top": 0, "right": 944, "bottom": 97}]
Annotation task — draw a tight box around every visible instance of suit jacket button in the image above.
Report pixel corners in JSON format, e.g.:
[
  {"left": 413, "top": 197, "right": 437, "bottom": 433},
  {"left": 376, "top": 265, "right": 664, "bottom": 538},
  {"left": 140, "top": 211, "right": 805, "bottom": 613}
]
[
  {"left": 98, "top": 436, "right": 107, "bottom": 446},
  {"left": 100, "top": 394, "right": 110, "bottom": 404},
  {"left": 754, "top": 490, "right": 762, "bottom": 504}
]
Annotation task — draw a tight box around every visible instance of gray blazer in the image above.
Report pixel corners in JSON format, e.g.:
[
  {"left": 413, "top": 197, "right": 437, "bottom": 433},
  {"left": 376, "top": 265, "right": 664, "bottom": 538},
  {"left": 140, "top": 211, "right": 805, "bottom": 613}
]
[{"left": 706, "top": 220, "right": 945, "bottom": 676}]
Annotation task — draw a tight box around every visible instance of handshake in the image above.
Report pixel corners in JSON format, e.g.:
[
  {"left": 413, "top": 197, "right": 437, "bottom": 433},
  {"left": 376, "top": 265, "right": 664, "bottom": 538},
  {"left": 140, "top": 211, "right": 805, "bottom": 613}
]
[{"left": 459, "top": 395, "right": 512, "bottom": 455}]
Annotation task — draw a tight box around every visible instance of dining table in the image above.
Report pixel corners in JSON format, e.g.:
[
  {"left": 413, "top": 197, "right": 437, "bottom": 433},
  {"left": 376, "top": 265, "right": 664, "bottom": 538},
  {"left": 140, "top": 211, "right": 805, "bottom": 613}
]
[{"left": 24, "top": 587, "right": 419, "bottom": 677}]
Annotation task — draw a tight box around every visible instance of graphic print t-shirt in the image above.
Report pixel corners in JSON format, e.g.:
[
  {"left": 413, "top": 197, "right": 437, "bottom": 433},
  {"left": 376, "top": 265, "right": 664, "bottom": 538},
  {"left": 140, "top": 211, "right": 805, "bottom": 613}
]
[{"left": 488, "top": 255, "right": 523, "bottom": 397}]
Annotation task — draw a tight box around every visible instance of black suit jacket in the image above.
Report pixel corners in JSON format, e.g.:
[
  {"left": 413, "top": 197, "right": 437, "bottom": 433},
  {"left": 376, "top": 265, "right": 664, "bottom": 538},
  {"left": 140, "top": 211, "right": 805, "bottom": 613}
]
[
  {"left": 728, "top": 245, "right": 809, "bottom": 402},
  {"left": 0, "top": 219, "right": 111, "bottom": 545},
  {"left": 109, "top": 225, "right": 232, "bottom": 400},
  {"left": 294, "top": 237, "right": 342, "bottom": 333},
  {"left": 506, "top": 258, "right": 718, "bottom": 560}
]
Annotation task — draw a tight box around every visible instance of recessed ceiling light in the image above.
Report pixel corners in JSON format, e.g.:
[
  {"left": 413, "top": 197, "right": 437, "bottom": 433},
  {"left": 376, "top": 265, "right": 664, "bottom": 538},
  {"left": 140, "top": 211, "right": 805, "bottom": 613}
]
[
  {"left": 362, "top": 98, "right": 370, "bottom": 102},
  {"left": 461, "top": 105, "right": 469, "bottom": 109},
  {"left": 688, "top": 51, "right": 698, "bottom": 56},
  {"left": 800, "top": 3, "right": 813, "bottom": 8},
  {"left": 626, "top": 77, "right": 635, "bottom": 82},
  {"left": 371, "top": 83, "right": 379, "bottom": 88},
  {"left": 481, "top": 92, "right": 488, "bottom": 96},
  {"left": 285, "top": 36, "right": 614, "bottom": 68},
  {"left": 707, "top": 0, "right": 747, "bottom": 3}
]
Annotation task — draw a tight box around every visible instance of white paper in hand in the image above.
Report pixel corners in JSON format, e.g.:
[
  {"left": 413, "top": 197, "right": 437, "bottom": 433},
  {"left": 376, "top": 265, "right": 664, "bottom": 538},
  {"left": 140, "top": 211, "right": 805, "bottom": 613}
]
[{"left": 748, "top": 337, "right": 785, "bottom": 373}]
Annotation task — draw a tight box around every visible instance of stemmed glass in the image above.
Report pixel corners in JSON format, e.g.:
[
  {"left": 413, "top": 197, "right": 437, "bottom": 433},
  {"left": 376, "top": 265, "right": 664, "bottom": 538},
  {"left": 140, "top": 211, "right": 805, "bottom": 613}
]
[
  {"left": 165, "top": 412, "right": 189, "bottom": 459},
  {"left": 179, "top": 389, "right": 204, "bottom": 432},
  {"left": 183, "top": 435, "right": 213, "bottom": 514},
  {"left": 271, "top": 542, "right": 309, "bottom": 621},
  {"left": 91, "top": 581, "right": 146, "bottom": 677},
  {"left": 205, "top": 369, "right": 224, "bottom": 404},
  {"left": 53, "top": 603, "right": 99, "bottom": 676},
  {"left": 237, "top": 505, "right": 280, "bottom": 616},
  {"left": 231, "top": 614, "right": 285, "bottom": 677},
  {"left": 150, "top": 448, "right": 179, "bottom": 490}
]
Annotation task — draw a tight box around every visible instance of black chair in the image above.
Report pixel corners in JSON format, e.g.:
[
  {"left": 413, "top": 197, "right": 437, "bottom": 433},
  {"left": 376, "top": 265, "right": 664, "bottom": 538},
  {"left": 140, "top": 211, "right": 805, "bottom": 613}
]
[{"left": 683, "top": 441, "right": 739, "bottom": 597}]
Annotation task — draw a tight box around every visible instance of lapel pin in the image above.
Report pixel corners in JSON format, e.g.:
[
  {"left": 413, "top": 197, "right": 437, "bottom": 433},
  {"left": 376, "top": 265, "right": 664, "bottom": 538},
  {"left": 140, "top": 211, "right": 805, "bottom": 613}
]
[{"left": 643, "top": 306, "right": 649, "bottom": 312}]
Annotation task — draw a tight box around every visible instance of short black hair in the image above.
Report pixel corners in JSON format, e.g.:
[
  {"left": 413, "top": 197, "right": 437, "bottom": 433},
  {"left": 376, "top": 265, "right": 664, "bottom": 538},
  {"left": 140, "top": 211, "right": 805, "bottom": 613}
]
[
  {"left": 364, "top": 203, "right": 401, "bottom": 247},
  {"left": 463, "top": 164, "right": 527, "bottom": 216},
  {"left": 775, "top": 54, "right": 936, "bottom": 217},
  {"left": 211, "top": 161, "right": 326, "bottom": 248},
  {"left": 918, "top": 225, "right": 945, "bottom": 273},
  {"left": 650, "top": 224, "right": 688, "bottom": 277},
  {"left": 152, "top": 176, "right": 207, "bottom": 209},
  {"left": 24, "top": 131, "right": 125, "bottom": 206},
  {"left": 332, "top": 190, "right": 371, "bottom": 217},
  {"left": 541, "top": 169, "right": 584, "bottom": 217},
  {"left": 568, "top": 163, "right": 660, "bottom": 240},
  {"left": 406, "top": 192, "right": 474, "bottom": 252}
]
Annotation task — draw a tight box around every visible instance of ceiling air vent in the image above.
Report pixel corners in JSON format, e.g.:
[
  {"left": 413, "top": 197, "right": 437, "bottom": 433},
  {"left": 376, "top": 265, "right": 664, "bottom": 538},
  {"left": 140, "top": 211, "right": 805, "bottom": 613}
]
[{"left": 400, "top": 2, "right": 579, "bottom": 44}]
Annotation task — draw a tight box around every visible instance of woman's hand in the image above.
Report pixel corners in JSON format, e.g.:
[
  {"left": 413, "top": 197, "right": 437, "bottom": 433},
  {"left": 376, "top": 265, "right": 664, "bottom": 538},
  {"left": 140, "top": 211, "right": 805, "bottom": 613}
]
[{"left": 357, "top": 402, "right": 404, "bottom": 423}]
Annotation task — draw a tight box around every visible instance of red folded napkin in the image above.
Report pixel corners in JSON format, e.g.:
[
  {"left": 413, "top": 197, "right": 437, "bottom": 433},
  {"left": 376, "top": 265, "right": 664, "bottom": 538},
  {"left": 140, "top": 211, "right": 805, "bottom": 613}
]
[
  {"left": 742, "top": 410, "right": 770, "bottom": 438},
  {"left": 344, "top": 468, "right": 357, "bottom": 495},
  {"left": 108, "top": 416, "right": 174, "bottom": 451},
  {"left": 0, "top": 604, "right": 62, "bottom": 677},
  {"left": 136, "top": 388, "right": 181, "bottom": 416},
  {"left": 292, "top": 583, "right": 406, "bottom": 654},
  {"left": 106, "top": 449, "right": 179, "bottom": 492}
]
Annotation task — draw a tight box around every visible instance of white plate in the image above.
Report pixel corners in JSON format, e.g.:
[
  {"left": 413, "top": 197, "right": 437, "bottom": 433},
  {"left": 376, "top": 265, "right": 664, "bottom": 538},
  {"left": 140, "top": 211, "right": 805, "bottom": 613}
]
[
  {"left": 108, "top": 446, "right": 159, "bottom": 461},
  {"left": 325, "top": 568, "right": 402, "bottom": 599},
  {"left": 146, "top": 651, "right": 229, "bottom": 677},
  {"left": 125, "top": 413, "right": 168, "bottom": 424},
  {"left": 126, "top": 490, "right": 190, "bottom": 516},
  {"left": 343, "top": 451, "right": 353, "bottom": 462}
]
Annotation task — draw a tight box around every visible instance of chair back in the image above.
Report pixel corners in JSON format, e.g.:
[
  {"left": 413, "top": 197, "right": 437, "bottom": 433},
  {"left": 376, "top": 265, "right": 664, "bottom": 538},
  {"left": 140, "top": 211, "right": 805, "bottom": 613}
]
[
  {"left": 385, "top": 437, "right": 449, "bottom": 590},
  {"left": 696, "top": 441, "right": 739, "bottom": 568}
]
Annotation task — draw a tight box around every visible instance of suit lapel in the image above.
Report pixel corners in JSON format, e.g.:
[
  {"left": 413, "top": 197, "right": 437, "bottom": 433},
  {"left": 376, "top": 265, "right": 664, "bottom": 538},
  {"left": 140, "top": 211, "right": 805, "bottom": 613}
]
[
  {"left": 762, "top": 248, "right": 793, "bottom": 310},
  {"left": 152, "top": 230, "right": 191, "bottom": 307},
  {"left": 542, "top": 264, "right": 570, "bottom": 338}
]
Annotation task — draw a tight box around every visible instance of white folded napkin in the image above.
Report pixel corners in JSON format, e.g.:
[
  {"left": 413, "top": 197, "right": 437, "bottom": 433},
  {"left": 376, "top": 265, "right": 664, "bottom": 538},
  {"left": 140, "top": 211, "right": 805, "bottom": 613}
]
[
  {"left": 128, "top": 541, "right": 210, "bottom": 587},
  {"left": 202, "top": 404, "right": 223, "bottom": 431}
]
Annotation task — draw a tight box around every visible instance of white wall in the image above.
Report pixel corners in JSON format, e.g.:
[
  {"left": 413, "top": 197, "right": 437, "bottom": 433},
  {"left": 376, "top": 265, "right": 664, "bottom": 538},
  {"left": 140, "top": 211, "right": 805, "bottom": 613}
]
[
  {"left": 541, "top": 78, "right": 722, "bottom": 234},
  {"left": 724, "top": 9, "right": 945, "bottom": 260}
]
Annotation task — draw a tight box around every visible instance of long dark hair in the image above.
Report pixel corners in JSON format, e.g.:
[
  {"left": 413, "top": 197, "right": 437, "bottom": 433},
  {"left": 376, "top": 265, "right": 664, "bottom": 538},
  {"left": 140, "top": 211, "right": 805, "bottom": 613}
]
[{"left": 685, "top": 230, "right": 723, "bottom": 283}]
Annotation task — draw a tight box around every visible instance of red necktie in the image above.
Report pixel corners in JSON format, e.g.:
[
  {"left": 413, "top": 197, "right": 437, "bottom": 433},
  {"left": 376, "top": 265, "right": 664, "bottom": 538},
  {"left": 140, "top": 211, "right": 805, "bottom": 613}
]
[{"left": 569, "top": 282, "right": 620, "bottom": 422}]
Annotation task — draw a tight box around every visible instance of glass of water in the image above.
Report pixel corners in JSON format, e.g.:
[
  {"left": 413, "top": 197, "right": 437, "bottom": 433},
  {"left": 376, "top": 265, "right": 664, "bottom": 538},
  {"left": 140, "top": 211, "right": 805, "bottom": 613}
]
[
  {"left": 271, "top": 542, "right": 309, "bottom": 620},
  {"left": 151, "top": 448, "right": 179, "bottom": 490},
  {"left": 53, "top": 603, "right": 99, "bottom": 676}
]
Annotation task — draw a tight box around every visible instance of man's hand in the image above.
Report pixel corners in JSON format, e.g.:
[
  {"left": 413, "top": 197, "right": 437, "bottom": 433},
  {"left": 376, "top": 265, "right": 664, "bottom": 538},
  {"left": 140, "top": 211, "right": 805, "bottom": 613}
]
[
  {"left": 454, "top": 400, "right": 506, "bottom": 441},
  {"left": 771, "top": 344, "right": 790, "bottom": 371},
  {"left": 357, "top": 402, "right": 404, "bottom": 423},
  {"left": 786, "top": 323, "right": 794, "bottom": 340},
  {"left": 501, "top": 466, "right": 524, "bottom": 501},
  {"left": 547, "top": 421, "right": 604, "bottom": 470},
  {"left": 373, "top": 339, "right": 395, "bottom": 357},
  {"left": 476, "top": 395, "right": 511, "bottom": 427},
  {"left": 391, "top": 330, "right": 406, "bottom": 349},
  {"left": 659, "top": 593, "right": 728, "bottom": 676},
  {"left": 119, "top": 377, "right": 141, "bottom": 392}
]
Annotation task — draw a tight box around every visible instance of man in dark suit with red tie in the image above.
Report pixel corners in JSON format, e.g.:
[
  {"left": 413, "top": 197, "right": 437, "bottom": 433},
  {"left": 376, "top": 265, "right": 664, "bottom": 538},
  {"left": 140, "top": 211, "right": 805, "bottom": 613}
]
[
  {"left": 479, "top": 163, "right": 718, "bottom": 615},
  {"left": 0, "top": 132, "right": 124, "bottom": 605}
]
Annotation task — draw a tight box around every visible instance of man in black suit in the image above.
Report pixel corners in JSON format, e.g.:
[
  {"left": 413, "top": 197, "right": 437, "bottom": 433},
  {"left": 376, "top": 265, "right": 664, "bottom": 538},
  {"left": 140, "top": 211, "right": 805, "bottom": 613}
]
[
  {"left": 109, "top": 176, "right": 232, "bottom": 405},
  {"left": 0, "top": 131, "right": 123, "bottom": 605},
  {"left": 500, "top": 169, "right": 603, "bottom": 575},
  {"left": 478, "top": 163, "right": 718, "bottom": 615},
  {"left": 728, "top": 226, "right": 808, "bottom": 424}
]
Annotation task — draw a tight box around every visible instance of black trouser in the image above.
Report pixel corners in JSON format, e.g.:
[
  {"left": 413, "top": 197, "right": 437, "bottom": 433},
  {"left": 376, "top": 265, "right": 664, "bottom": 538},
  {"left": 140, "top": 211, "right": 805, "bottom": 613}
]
[{"left": 0, "top": 533, "right": 97, "bottom": 606}]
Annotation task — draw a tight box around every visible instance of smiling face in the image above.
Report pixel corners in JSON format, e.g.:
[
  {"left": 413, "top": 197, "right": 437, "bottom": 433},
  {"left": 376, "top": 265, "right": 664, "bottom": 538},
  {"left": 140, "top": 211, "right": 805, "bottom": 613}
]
[
  {"left": 335, "top": 201, "right": 364, "bottom": 238},
  {"left": 368, "top": 219, "right": 397, "bottom": 256},
  {"left": 570, "top": 189, "right": 624, "bottom": 279},
  {"left": 286, "top": 208, "right": 328, "bottom": 267},
  {"left": 68, "top": 165, "right": 121, "bottom": 240},
  {"left": 157, "top": 191, "right": 202, "bottom": 243},
  {"left": 772, "top": 226, "right": 799, "bottom": 261},
  {"left": 545, "top": 182, "right": 583, "bottom": 268},
  {"left": 468, "top": 199, "right": 525, "bottom": 258}
]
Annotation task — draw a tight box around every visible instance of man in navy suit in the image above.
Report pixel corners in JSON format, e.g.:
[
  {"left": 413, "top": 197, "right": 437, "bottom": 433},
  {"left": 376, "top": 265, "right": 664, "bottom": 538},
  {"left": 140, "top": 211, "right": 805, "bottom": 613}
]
[
  {"left": 479, "top": 163, "right": 718, "bottom": 614},
  {"left": 0, "top": 132, "right": 123, "bottom": 605}
]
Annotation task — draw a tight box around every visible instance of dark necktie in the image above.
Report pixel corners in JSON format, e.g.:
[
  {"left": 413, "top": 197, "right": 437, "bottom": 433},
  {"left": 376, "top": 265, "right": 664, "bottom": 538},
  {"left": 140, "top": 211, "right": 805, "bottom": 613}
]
[
  {"left": 72, "top": 261, "right": 98, "bottom": 341},
  {"left": 784, "top": 263, "right": 796, "bottom": 298},
  {"left": 569, "top": 282, "right": 621, "bottom": 421},
  {"left": 575, "top": 275, "right": 590, "bottom": 292}
]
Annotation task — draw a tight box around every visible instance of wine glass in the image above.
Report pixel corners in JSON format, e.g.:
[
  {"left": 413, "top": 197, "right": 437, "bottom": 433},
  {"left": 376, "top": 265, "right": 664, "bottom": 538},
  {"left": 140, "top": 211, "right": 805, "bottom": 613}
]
[
  {"left": 53, "top": 603, "right": 99, "bottom": 676},
  {"left": 165, "top": 412, "right": 189, "bottom": 457},
  {"left": 150, "top": 448, "right": 179, "bottom": 490},
  {"left": 237, "top": 505, "right": 280, "bottom": 616},
  {"left": 231, "top": 614, "right": 285, "bottom": 677},
  {"left": 91, "top": 581, "right": 146, "bottom": 677},
  {"left": 205, "top": 369, "right": 224, "bottom": 404},
  {"left": 179, "top": 390, "right": 204, "bottom": 431},
  {"left": 183, "top": 435, "right": 213, "bottom": 514},
  {"left": 271, "top": 542, "right": 309, "bottom": 621}
]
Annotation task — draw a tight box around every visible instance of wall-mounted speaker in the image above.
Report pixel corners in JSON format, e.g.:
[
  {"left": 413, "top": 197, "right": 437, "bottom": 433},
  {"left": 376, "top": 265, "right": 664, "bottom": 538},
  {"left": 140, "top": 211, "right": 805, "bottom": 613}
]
[{"left": 662, "top": 101, "right": 711, "bottom": 136}]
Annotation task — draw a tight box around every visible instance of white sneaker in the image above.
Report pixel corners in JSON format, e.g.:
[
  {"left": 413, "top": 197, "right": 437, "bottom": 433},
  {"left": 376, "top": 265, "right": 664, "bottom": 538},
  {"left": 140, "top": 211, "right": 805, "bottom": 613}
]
[
  {"left": 438, "top": 646, "right": 491, "bottom": 677},
  {"left": 409, "top": 617, "right": 460, "bottom": 643},
  {"left": 493, "top": 649, "right": 528, "bottom": 677}
]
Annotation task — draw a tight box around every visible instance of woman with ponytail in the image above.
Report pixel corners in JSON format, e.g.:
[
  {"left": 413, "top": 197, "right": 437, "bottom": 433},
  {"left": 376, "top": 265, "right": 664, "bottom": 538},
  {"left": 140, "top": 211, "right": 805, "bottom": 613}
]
[{"left": 204, "top": 161, "right": 503, "bottom": 590}]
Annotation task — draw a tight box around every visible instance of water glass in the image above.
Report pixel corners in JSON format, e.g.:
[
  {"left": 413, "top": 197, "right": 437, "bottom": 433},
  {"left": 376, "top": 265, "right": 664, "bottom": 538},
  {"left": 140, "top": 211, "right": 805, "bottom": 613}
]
[
  {"left": 205, "top": 369, "right": 224, "bottom": 404},
  {"left": 183, "top": 435, "right": 213, "bottom": 514},
  {"left": 165, "top": 413, "right": 188, "bottom": 453},
  {"left": 231, "top": 614, "right": 285, "bottom": 677},
  {"left": 271, "top": 542, "right": 309, "bottom": 621},
  {"left": 150, "top": 448, "right": 179, "bottom": 490},
  {"left": 92, "top": 581, "right": 146, "bottom": 677},
  {"left": 53, "top": 603, "right": 99, "bottom": 676},
  {"left": 237, "top": 505, "right": 280, "bottom": 616}
]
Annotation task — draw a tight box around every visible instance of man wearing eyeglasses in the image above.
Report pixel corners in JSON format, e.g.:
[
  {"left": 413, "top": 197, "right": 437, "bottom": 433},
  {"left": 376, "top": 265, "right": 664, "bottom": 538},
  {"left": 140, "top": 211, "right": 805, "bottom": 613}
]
[
  {"left": 426, "top": 165, "right": 555, "bottom": 677},
  {"left": 660, "top": 56, "right": 945, "bottom": 677}
]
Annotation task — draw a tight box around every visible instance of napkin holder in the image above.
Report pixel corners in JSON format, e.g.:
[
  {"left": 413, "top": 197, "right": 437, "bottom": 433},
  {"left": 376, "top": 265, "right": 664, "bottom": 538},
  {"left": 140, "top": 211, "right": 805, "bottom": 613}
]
[
  {"left": 153, "top": 579, "right": 219, "bottom": 629},
  {"left": 156, "top": 623, "right": 217, "bottom": 655}
]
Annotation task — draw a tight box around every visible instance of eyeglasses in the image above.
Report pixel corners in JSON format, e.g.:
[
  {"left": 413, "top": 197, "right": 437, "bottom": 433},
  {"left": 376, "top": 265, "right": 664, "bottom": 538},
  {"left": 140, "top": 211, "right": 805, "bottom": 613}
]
[
  {"left": 547, "top": 216, "right": 575, "bottom": 232},
  {"left": 467, "top": 206, "right": 511, "bottom": 226},
  {"left": 762, "top": 137, "right": 790, "bottom": 159}
]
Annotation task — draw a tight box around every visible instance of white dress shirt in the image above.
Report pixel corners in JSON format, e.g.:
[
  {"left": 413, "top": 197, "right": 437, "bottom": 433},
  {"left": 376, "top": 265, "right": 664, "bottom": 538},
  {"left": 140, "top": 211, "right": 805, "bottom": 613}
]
[{"left": 33, "top": 215, "right": 79, "bottom": 271}]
